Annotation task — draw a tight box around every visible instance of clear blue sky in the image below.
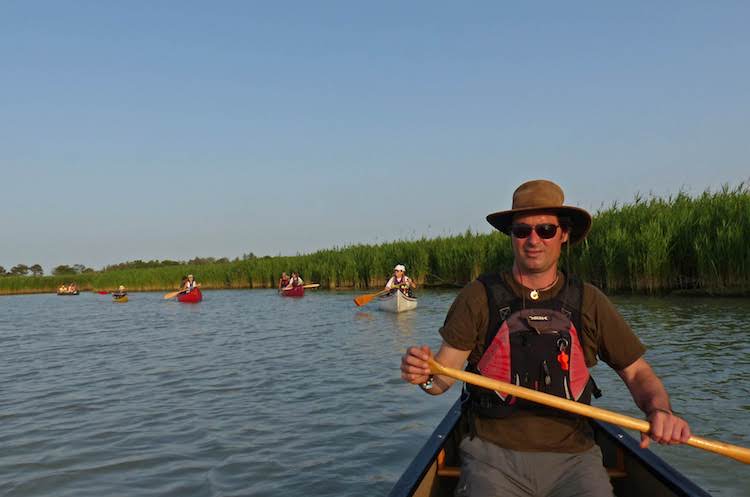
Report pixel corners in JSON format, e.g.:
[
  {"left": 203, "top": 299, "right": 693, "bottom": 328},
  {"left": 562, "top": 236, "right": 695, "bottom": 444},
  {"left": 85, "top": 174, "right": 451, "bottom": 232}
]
[{"left": 1, "top": 2, "right": 748, "bottom": 273}]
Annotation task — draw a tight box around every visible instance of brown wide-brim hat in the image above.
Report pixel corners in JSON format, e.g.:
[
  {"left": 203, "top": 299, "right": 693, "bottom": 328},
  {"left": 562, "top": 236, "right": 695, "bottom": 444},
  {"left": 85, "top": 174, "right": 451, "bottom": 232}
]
[{"left": 486, "top": 179, "right": 592, "bottom": 245}]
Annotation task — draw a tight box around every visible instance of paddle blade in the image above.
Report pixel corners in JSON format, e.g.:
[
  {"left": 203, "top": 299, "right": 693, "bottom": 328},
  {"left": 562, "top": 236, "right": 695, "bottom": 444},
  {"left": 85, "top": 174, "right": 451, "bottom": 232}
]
[
  {"left": 354, "top": 289, "right": 388, "bottom": 307},
  {"left": 163, "top": 291, "right": 181, "bottom": 299},
  {"left": 303, "top": 284, "right": 320, "bottom": 289},
  {"left": 354, "top": 294, "right": 376, "bottom": 307}
]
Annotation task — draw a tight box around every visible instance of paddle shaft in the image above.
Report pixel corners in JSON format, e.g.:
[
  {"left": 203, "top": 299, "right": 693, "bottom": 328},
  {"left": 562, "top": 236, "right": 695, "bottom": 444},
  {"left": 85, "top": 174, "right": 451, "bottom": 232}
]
[
  {"left": 302, "top": 284, "right": 320, "bottom": 289},
  {"left": 428, "top": 358, "right": 750, "bottom": 464}
]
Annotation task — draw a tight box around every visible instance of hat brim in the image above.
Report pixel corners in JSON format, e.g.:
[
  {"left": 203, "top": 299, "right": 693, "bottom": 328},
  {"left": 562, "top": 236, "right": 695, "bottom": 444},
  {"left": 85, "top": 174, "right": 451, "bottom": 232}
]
[{"left": 486, "top": 206, "right": 592, "bottom": 245}]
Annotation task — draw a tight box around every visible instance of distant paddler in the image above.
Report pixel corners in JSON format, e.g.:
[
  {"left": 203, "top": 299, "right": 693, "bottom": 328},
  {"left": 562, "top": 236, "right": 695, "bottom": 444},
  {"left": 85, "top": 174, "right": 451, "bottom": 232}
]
[
  {"left": 278, "top": 272, "right": 291, "bottom": 292},
  {"left": 385, "top": 264, "right": 416, "bottom": 297},
  {"left": 353, "top": 264, "right": 415, "bottom": 307},
  {"left": 163, "top": 274, "right": 201, "bottom": 299},
  {"left": 112, "top": 285, "right": 128, "bottom": 303},
  {"left": 282, "top": 272, "right": 303, "bottom": 291},
  {"left": 57, "top": 282, "right": 79, "bottom": 295},
  {"left": 182, "top": 274, "right": 200, "bottom": 293}
]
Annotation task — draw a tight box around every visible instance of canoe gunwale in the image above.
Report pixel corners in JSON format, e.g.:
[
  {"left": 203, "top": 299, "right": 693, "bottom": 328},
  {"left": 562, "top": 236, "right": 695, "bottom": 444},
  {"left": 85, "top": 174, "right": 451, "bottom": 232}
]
[
  {"left": 387, "top": 399, "right": 463, "bottom": 497},
  {"left": 387, "top": 398, "right": 712, "bottom": 497},
  {"left": 595, "top": 420, "right": 712, "bottom": 497}
]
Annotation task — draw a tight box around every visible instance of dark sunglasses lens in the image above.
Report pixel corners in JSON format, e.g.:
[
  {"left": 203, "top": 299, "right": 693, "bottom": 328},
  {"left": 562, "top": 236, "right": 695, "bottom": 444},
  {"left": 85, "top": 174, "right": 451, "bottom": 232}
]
[
  {"left": 536, "top": 224, "right": 558, "bottom": 239},
  {"left": 511, "top": 224, "right": 533, "bottom": 238}
]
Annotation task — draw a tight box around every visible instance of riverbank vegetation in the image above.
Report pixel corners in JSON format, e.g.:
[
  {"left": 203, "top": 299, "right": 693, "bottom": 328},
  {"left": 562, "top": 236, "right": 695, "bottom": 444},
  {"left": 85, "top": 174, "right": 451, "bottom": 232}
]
[{"left": 1, "top": 184, "right": 748, "bottom": 296}]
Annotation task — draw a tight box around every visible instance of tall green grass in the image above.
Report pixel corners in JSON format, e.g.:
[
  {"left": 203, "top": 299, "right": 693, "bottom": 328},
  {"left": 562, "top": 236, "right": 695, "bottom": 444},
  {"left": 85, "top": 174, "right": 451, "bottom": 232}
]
[
  {"left": 570, "top": 183, "right": 750, "bottom": 294},
  {"left": 2, "top": 184, "right": 748, "bottom": 295}
]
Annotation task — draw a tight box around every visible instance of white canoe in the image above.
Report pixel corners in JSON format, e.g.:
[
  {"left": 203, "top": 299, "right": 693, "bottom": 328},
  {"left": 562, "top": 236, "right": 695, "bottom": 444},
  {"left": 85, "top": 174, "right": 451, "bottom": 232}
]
[{"left": 378, "top": 290, "right": 418, "bottom": 313}]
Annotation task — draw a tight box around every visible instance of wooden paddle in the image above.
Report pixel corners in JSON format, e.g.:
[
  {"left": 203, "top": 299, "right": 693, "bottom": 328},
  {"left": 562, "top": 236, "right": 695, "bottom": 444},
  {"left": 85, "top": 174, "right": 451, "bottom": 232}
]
[
  {"left": 163, "top": 290, "right": 184, "bottom": 299},
  {"left": 427, "top": 357, "right": 750, "bottom": 464},
  {"left": 353, "top": 288, "right": 392, "bottom": 307},
  {"left": 303, "top": 284, "right": 320, "bottom": 289}
]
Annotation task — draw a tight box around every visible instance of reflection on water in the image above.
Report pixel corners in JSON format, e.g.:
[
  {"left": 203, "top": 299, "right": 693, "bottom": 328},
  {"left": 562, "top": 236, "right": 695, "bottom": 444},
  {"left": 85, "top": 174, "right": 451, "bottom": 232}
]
[
  {"left": 0, "top": 290, "right": 747, "bottom": 496},
  {"left": 384, "top": 311, "right": 418, "bottom": 338},
  {"left": 354, "top": 311, "right": 375, "bottom": 321}
]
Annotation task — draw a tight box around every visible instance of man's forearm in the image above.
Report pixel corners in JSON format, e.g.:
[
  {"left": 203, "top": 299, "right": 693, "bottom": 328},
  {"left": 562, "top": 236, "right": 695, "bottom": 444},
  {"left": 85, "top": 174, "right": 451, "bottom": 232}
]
[{"left": 619, "top": 359, "right": 673, "bottom": 414}]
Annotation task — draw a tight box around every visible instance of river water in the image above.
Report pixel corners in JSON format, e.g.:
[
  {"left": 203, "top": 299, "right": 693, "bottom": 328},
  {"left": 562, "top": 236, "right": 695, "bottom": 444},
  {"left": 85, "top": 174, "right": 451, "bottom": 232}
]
[{"left": 1, "top": 290, "right": 748, "bottom": 496}]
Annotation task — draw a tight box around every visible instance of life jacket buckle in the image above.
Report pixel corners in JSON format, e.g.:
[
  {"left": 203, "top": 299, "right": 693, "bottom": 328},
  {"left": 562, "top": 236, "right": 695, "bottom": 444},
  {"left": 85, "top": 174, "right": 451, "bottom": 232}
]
[{"left": 498, "top": 306, "right": 511, "bottom": 321}]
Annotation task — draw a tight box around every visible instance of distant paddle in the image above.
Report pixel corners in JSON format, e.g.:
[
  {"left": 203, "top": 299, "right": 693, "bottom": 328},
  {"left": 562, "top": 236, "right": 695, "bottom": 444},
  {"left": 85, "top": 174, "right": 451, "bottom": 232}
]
[
  {"left": 303, "top": 284, "right": 320, "bottom": 289},
  {"left": 353, "top": 288, "right": 391, "bottom": 307},
  {"left": 163, "top": 290, "right": 183, "bottom": 299},
  {"left": 427, "top": 357, "right": 750, "bottom": 464}
]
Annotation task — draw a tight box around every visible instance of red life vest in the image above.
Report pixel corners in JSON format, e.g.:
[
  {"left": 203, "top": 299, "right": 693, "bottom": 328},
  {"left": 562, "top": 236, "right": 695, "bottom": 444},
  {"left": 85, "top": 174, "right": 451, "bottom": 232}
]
[{"left": 467, "top": 273, "right": 600, "bottom": 419}]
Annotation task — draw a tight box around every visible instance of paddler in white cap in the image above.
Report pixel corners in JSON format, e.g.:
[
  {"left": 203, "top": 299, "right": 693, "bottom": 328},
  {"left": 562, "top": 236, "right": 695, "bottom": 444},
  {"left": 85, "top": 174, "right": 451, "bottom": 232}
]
[{"left": 385, "top": 264, "right": 416, "bottom": 295}]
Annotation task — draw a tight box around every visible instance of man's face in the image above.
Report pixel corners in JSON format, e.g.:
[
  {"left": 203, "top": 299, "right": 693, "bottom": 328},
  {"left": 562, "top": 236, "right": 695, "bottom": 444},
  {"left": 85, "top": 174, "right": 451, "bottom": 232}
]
[{"left": 510, "top": 212, "right": 568, "bottom": 274}]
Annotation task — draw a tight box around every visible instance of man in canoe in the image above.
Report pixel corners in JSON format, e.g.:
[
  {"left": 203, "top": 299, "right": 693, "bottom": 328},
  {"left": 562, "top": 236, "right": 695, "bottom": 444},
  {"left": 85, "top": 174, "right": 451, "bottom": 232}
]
[
  {"left": 400, "top": 179, "right": 691, "bottom": 496},
  {"left": 385, "top": 264, "right": 416, "bottom": 296},
  {"left": 113, "top": 285, "right": 127, "bottom": 298}
]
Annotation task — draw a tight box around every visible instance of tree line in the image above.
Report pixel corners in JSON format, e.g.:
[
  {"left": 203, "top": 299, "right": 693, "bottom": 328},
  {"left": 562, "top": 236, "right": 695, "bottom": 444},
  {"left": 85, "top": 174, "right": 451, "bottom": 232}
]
[
  {"left": 0, "top": 255, "right": 245, "bottom": 278},
  {"left": 0, "top": 264, "right": 45, "bottom": 276},
  {"left": 101, "top": 256, "right": 234, "bottom": 272}
]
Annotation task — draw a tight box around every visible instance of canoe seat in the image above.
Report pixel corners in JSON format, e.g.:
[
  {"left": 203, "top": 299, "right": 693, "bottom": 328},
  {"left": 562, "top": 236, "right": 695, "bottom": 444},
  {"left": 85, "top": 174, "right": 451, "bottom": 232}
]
[
  {"left": 435, "top": 448, "right": 627, "bottom": 479},
  {"left": 436, "top": 449, "right": 460, "bottom": 478}
]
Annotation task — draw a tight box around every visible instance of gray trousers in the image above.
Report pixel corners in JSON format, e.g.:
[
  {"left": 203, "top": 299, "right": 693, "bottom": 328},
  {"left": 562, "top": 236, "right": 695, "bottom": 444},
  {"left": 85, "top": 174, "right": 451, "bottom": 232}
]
[{"left": 455, "top": 436, "right": 614, "bottom": 497}]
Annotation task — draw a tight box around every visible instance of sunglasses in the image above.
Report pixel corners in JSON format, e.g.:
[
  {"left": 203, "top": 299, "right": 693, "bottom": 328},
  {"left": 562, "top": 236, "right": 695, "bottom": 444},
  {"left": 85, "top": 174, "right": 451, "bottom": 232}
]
[{"left": 510, "top": 223, "right": 561, "bottom": 239}]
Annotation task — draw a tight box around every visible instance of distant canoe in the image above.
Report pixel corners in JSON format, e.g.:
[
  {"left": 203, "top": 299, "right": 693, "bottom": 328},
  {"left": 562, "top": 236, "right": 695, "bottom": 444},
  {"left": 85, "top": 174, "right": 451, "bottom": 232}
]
[
  {"left": 281, "top": 286, "right": 305, "bottom": 297},
  {"left": 378, "top": 290, "right": 417, "bottom": 313},
  {"left": 112, "top": 294, "right": 128, "bottom": 303},
  {"left": 56, "top": 291, "right": 80, "bottom": 296},
  {"left": 388, "top": 398, "right": 711, "bottom": 497},
  {"left": 177, "top": 288, "right": 203, "bottom": 303}
]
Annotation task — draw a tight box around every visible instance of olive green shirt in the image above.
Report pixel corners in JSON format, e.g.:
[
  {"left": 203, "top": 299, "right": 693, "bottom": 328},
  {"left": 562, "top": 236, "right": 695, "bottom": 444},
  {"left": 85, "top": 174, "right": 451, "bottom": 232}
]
[{"left": 439, "top": 272, "right": 646, "bottom": 453}]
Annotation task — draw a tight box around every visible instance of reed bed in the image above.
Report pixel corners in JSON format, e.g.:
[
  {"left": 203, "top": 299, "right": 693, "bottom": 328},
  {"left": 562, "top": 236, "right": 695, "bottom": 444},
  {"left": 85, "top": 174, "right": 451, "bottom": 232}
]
[{"left": 2, "top": 184, "right": 748, "bottom": 296}]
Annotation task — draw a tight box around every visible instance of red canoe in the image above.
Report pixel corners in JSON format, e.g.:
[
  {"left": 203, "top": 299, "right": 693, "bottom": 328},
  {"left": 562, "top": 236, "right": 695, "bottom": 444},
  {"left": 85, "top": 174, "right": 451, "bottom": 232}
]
[
  {"left": 281, "top": 286, "right": 305, "bottom": 297},
  {"left": 178, "top": 288, "right": 203, "bottom": 303}
]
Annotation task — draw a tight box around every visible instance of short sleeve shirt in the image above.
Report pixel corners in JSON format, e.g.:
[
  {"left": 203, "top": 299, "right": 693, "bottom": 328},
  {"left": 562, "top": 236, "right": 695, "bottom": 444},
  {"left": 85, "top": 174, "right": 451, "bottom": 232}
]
[
  {"left": 439, "top": 272, "right": 646, "bottom": 453},
  {"left": 386, "top": 276, "right": 411, "bottom": 288}
]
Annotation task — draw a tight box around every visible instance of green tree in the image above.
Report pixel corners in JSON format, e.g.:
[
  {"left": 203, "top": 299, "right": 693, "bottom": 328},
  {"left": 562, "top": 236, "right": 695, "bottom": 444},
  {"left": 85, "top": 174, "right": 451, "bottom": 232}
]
[
  {"left": 10, "top": 264, "right": 30, "bottom": 276},
  {"left": 52, "top": 265, "right": 76, "bottom": 275},
  {"left": 30, "top": 264, "right": 43, "bottom": 276}
]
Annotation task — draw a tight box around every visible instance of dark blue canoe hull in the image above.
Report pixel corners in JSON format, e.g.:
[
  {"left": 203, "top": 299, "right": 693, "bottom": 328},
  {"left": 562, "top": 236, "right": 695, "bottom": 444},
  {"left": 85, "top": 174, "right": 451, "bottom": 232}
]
[{"left": 388, "top": 399, "right": 711, "bottom": 497}]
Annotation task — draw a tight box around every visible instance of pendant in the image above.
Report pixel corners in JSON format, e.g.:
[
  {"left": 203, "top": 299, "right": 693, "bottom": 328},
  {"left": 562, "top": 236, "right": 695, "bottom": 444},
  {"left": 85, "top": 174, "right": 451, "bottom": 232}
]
[{"left": 529, "top": 289, "right": 539, "bottom": 300}]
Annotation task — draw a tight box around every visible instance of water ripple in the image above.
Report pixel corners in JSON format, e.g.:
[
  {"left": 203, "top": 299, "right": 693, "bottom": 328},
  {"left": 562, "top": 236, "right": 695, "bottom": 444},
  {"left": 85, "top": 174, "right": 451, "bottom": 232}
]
[{"left": 0, "top": 291, "right": 748, "bottom": 496}]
